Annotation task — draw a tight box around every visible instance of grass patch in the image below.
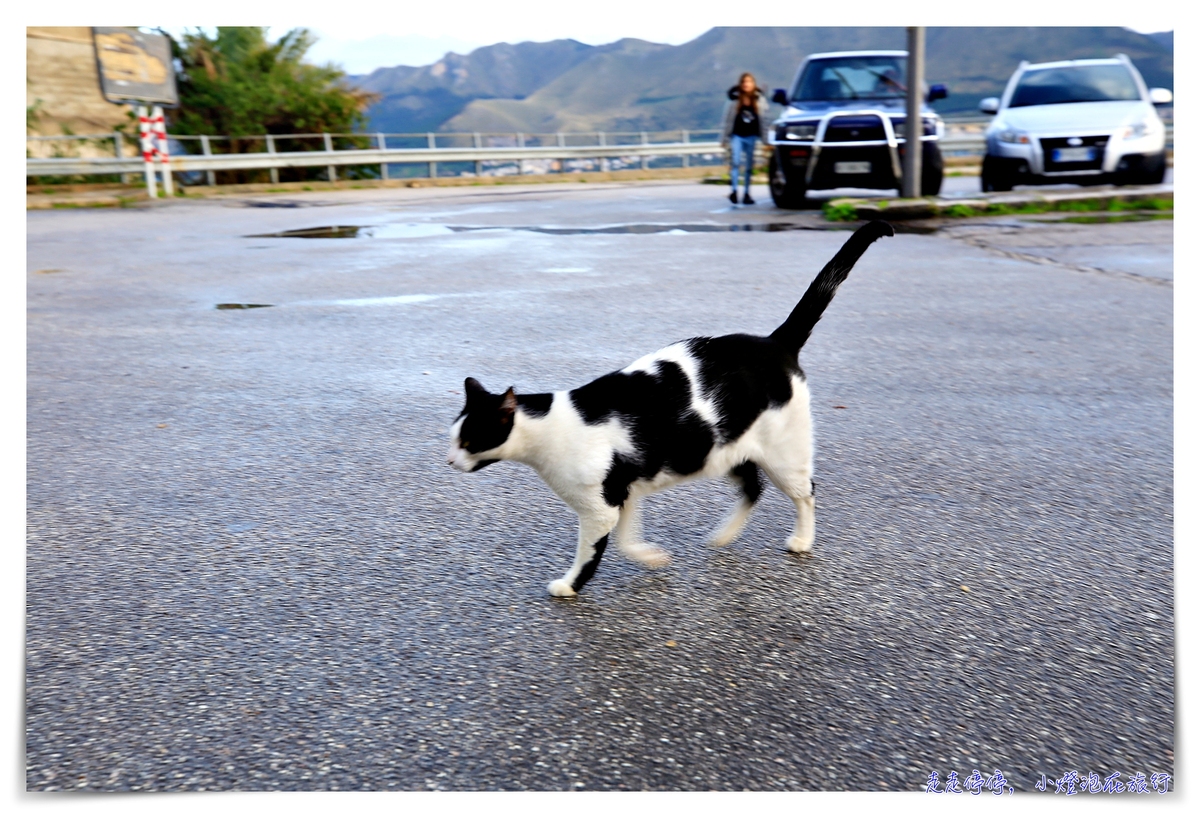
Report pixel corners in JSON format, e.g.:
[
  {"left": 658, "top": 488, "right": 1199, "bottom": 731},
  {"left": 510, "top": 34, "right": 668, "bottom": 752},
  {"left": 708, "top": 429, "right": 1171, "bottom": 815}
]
[
  {"left": 822, "top": 201, "right": 859, "bottom": 222},
  {"left": 981, "top": 202, "right": 1049, "bottom": 215},
  {"left": 1111, "top": 196, "right": 1172, "bottom": 210},
  {"left": 977, "top": 196, "right": 1172, "bottom": 217},
  {"left": 51, "top": 201, "right": 116, "bottom": 209},
  {"left": 942, "top": 204, "right": 978, "bottom": 218},
  {"left": 823, "top": 192, "right": 1173, "bottom": 222},
  {"left": 935, "top": 195, "right": 1174, "bottom": 219}
]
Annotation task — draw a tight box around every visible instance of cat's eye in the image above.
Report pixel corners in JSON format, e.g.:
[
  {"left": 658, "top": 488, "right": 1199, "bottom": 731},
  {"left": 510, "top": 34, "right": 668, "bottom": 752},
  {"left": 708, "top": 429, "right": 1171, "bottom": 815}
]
[{"left": 460, "top": 439, "right": 469, "bottom": 449}]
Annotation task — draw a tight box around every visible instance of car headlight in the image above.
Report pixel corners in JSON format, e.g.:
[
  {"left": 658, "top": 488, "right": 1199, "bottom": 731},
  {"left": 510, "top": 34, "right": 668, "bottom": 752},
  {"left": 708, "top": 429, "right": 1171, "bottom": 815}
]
[
  {"left": 780, "top": 123, "right": 817, "bottom": 141},
  {"left": 1122, "top": 120, "right": 1152, "bottom": 140},
  {"left": 998, "top": 129, "right": 1030, "bottom": 144}
]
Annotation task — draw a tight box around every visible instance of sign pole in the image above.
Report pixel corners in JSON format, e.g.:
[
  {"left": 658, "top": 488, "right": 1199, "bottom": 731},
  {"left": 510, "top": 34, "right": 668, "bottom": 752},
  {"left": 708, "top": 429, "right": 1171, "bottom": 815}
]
[
  {"left": 903, "top": 26, "right": 925, "bottom": 198},
  {"left": 93, "top": 28, "right": 179, "bottom": 198}
]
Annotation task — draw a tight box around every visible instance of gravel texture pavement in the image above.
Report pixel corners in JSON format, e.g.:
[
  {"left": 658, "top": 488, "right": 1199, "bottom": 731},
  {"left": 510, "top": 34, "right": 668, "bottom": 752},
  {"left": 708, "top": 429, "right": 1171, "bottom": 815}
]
[{"left": 26, "top": 180, "right": 1173, "bottom": 791}]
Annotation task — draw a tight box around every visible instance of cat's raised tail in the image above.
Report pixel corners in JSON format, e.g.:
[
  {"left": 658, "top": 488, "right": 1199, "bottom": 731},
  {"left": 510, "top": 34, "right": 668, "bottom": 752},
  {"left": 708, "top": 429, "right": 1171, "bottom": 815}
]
[{"left": 770, "top": 220, "right": 894, "bottom": 355}]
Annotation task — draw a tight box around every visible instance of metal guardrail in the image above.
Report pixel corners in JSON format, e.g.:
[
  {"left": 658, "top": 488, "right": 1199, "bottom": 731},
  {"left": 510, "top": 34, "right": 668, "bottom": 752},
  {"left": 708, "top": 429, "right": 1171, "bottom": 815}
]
[
  {"left": 26, "top": 130, "right": 728, "bottom": 180},
  {"left": 25, "top": 125, "right": 1172, "bottom": 179}
]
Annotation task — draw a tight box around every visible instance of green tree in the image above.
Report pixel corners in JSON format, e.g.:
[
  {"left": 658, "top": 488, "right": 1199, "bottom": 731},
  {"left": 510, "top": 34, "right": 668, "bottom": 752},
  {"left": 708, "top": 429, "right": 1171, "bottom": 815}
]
[{"left": 169, "top": 27, "right": 377, "bottom": 183}]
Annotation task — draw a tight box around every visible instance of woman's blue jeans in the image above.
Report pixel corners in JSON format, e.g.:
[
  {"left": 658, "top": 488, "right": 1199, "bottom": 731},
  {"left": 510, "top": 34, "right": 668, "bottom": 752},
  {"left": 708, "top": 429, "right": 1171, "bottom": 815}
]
[{"left": 729, "top": 135, "right": 758, "bottom": 195}]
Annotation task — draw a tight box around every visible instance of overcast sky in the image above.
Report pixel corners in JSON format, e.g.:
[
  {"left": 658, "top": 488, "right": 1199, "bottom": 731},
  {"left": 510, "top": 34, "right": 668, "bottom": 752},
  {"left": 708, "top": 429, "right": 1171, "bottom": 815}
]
[
  {"left": 154, "top": 1, "right": 1174, "bottom": 75},
  {"left": 306, "top": 23, "right": 1174, "bottom": 76}
]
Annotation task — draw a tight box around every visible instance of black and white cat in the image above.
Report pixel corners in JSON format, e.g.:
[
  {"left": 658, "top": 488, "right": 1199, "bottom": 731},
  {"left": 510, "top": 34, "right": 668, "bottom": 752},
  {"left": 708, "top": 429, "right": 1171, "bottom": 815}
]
[{"left": 448, "top": 220, "right": 894, "bottom": 597}]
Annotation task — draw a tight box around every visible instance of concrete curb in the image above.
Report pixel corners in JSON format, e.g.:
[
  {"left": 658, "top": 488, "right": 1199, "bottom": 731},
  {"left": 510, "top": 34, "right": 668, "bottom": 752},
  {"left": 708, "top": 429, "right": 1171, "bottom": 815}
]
[
  {"left": 26, "top": 166, "right": 721, "bottom": 209},
  {"left": 828, "top": 185, "right": 1173, "bottom": 221}
]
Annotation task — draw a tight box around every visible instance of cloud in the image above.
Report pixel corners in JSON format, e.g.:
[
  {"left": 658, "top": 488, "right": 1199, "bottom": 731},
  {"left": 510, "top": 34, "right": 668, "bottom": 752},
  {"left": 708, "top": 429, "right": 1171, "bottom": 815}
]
[{"left": 304, "top": 33, "right": 486, "bottom": 74}]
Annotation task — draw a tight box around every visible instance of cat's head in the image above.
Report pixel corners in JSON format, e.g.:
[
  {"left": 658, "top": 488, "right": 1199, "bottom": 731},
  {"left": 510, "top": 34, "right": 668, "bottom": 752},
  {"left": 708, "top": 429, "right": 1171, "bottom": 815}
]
[{"left": 447, "top": 377, "right": 518, "bottom": 473}]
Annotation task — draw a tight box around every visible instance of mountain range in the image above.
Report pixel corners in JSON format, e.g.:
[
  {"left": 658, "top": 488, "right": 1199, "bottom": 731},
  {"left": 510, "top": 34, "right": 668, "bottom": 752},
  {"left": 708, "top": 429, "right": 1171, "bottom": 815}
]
[{"left": 349, "top": 27, "right": 1174, "bottom": 135}]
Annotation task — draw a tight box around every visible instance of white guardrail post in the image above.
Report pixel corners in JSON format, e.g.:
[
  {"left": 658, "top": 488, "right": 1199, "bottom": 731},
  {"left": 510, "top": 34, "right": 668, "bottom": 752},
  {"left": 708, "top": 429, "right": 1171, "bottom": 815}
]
[
  {"left": 377, "top": 133, "right": 388, "bottom": 180},
  {"left": 266, "top": 134, "right": 279, "bottom": 185},
  {"left": 200, "top": 135, "right": 215, "bottom": 185},
  {"left": 323, "top": 133, "right": 336, "bottom": 182}
]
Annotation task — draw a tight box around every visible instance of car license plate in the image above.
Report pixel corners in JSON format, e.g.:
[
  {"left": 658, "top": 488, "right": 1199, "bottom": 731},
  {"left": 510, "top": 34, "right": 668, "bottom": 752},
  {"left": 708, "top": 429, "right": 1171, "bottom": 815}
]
[
  {"left": 834, "top": 161, "right": 871, "bottom": 174},
  {"left": 1053, "top": 147, "right": 1094, "bottom": 163}
]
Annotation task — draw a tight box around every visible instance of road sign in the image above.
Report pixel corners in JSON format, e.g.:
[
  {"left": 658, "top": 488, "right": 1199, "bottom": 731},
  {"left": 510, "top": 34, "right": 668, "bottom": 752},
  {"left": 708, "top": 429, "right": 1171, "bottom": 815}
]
[{"left": 93, "top": 27, "right": 177, "bottom": 106}]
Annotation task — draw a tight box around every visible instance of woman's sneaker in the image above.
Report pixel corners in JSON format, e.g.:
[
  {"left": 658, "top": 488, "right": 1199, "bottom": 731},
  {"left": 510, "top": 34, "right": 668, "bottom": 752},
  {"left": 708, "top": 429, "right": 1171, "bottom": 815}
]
[
  {"left": 742, "top": 193, "right": 756, "bottom": 205},
  {"left": 729, "top": 190, "right": 738, "bottom": 204}
]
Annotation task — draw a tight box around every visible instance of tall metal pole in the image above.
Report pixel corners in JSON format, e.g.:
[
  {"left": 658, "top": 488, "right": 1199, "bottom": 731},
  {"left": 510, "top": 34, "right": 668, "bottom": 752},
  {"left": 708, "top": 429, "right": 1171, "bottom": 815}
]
[{"left": 903, "top": 26, "right": 925, "bottom": 198}]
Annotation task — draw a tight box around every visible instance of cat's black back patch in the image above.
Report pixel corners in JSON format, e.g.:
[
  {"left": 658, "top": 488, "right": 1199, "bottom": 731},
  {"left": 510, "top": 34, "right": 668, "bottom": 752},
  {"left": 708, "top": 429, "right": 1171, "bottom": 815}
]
[
  {"left": 569, "top": 333, "right": 803, "bottom": 507},
  {"left": 688, "top": 334, "right": 800, "bottom": 442}
]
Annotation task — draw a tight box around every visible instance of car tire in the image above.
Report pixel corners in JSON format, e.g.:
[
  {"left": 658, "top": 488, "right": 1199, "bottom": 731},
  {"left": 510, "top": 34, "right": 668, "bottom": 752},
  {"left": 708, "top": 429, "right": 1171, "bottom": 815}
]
[
  {"left": 1114, "top": 152, "right": 1167, "bottom": 187},
  {"left": 769, "top": 153, "right": 806, "bottom": 208},
  {"left": 921, "top": 142, "right": 944, "bottom": 196},
  {"left": 1140, "top": 151, "right": 1168, "bottom": 185},
  {"left": 980, "top": 155, "right": 1012, "bottom": 193}
]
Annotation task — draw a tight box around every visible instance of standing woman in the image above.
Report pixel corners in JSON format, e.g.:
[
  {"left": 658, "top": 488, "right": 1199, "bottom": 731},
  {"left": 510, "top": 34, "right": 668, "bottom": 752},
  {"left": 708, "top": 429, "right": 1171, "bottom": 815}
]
[{"left": 721, "top": 72, "right": 770, "bottom": 205}]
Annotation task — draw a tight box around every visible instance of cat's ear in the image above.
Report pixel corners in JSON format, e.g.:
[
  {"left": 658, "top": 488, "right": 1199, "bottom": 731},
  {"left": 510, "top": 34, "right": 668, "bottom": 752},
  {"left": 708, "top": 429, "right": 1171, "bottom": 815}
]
[
  {"left": 499, "top": 387, "right": 518, "bottom": 422},
  {"left": 464, "top": 377, "right": 488, "bottom": 397}
]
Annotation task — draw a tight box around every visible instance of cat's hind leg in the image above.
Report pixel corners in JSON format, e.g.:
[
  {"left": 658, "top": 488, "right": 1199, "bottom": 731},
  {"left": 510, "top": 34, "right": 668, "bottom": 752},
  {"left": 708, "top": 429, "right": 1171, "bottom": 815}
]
[
  {"left": 709, "top": 461, "right": 762, "bottom": 547},
  {"left": 547, "top": 504, "right": 620, "bottom": 598},
  {"left": 615, "top": 494, "right": 670, "bottom": 568},
  {"left": 761, "top": 463, "right": 815, "bottom": 553}
]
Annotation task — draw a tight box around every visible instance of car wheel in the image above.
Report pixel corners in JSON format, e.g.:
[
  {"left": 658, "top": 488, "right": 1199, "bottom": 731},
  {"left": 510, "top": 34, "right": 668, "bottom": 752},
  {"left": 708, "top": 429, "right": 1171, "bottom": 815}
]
[
  {"left": 980, "top": 155, "right": 1012, "bottom": 193},
  {"left": 769, "top": 154, "right": 806, "bottom": 208},
  {"left": 1141, "top": 151, "right": 1168, "bottom": 185},
  {"left": 1114, "top": 152, "right": 1167, "bottom": 187},
  {"left": 922, "top": 143, "right": 944, "bottom": 196}
]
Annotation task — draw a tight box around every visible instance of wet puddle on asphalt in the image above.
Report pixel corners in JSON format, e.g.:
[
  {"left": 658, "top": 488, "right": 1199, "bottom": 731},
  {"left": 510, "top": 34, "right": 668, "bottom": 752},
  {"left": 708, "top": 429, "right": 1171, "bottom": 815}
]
[
  {"left": 214, "top": 294, "right": 448, "bottom": 311},
  {"left": 244, "top": 221, "right": 850, "bottom": 239},
  {"left": 247, "top": 225, "right": 367, "bottom": 238},
  {"left": 323, "top": 294, "right": 440, "bottom": 307}
]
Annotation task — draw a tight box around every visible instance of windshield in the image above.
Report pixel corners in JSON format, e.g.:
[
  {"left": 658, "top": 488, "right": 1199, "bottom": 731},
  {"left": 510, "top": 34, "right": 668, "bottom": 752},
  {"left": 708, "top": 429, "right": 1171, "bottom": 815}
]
[
  {"left": 1009, "top": 64, "right": 1140, "bottom": 107},
  {"left": 793, "top": 56, "right": 907, "bottom": 101}
]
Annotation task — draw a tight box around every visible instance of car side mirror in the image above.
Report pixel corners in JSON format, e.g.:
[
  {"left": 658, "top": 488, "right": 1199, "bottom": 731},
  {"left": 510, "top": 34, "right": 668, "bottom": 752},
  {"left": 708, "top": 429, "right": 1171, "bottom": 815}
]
[
  {"left": 979, "top": 97, "right": 1000, "bottom": 115},
  {"left": 1148, "top": 87, "right": 1173, "bottom": 105},
  {"left": 927, "top": 84, "right": 948, "bottom": 102},
  {"left": 771, "top": 88, "right": 789, "bottom": 106}
]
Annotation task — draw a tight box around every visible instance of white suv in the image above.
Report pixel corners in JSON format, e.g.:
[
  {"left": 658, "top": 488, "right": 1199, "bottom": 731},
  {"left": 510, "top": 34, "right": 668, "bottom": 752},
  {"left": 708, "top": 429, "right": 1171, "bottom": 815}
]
[{"left": 979, "top": 55, "right": 1171, "bottom": 191}]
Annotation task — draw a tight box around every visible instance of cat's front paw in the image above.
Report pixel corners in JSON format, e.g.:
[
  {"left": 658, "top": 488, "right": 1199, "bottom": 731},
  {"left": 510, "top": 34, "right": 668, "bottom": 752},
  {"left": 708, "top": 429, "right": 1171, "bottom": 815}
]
[
  {"left": 786, "top": 534, "right": 813, "bottom": 553},
  {"left": 626, "top": 543, "right": 670, "bottom": 569},
  {"left": 708, "top": 529, "right": 739, "bottom": 548},
  {"left": 547, "top": 579, "right": 577, "bottom": 598}
]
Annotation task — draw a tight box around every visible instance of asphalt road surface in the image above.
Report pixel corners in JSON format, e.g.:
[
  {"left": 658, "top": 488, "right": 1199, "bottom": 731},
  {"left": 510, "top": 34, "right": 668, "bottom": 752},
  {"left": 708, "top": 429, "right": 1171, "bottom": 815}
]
[{"left": 26, "top": 179, "right": 1173, "bottom": 791}]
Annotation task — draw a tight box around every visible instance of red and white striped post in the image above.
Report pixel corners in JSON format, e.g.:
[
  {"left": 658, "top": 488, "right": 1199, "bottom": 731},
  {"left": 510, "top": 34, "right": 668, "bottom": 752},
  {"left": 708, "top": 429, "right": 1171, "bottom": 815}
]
[
  {"left": 152, "top": 105, "right": 173, "bottom": 196},
  {"left": 137, "top": 105, "right": 157, "bottom": 198},
  {"left": 136, "top": 104, "right": 173, "bottom": 197}
]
